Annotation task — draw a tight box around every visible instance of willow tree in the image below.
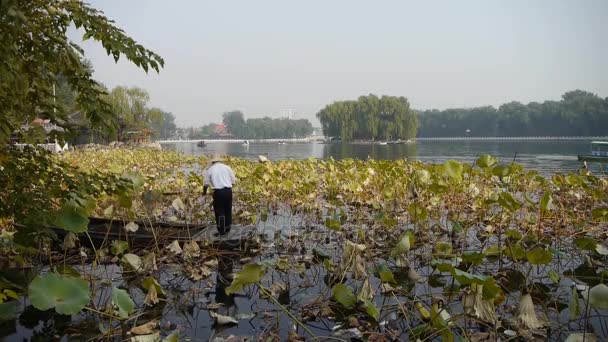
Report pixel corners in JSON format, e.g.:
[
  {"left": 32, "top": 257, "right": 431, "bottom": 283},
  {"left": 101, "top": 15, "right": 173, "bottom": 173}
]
[
  {"left": 0, "top": 0, "right": 164, "bottom": 142},
  {"left": 316, "top": 94, "right": 418, "bottom": 141}
]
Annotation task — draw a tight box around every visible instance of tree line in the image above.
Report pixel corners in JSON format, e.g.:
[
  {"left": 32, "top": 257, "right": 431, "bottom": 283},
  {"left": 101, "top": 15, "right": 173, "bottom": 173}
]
[
  {"left": 316, "top": 95, "right": 418, "bottom": 141},
  {"left": 186, "top": 111, "right": 313, "bottom": 139},
  {"left": 417, "top": 90, "right": 608, "bottom": 137},
  {"left": 53, "top": 74, "right": 176, "bottom": 143}
]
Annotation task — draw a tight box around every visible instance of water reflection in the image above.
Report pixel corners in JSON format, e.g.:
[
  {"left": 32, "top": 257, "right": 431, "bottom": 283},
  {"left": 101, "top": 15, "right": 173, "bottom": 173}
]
[{"left": 213, "top": 255, "right": 237, "bottom": 329}]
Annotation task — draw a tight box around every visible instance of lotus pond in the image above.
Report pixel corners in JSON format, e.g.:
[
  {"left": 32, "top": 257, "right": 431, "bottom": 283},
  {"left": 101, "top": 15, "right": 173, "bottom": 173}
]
[{"left": 1, "top": 147, "right": 607, "bottom": 341}]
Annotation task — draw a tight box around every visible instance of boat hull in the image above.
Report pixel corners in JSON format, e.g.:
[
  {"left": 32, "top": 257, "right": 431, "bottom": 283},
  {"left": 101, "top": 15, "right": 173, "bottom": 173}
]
[{"left": 578, "top": 155, "right": 608, "bottom": 162}]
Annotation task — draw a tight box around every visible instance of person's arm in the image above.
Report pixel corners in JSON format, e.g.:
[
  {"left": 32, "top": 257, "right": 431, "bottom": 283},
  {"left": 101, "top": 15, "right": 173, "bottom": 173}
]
[
  {"left": 203, "top": 168, "right": 211, "bottom": 195},
  {"left": 229, "top": 167, "right": 237, "bottom": 184}
]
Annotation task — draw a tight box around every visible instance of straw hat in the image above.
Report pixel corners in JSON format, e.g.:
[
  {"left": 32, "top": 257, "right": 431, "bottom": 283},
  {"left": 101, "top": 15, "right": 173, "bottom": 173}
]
[{"left": 209, "top": 155, "right": 223, "bottom": 163}]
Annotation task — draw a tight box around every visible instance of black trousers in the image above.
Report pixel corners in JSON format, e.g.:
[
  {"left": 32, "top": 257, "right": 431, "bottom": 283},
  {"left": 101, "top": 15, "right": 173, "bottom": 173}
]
[{"left": 212, "top": 188, "right": 232, "bottom": 235}]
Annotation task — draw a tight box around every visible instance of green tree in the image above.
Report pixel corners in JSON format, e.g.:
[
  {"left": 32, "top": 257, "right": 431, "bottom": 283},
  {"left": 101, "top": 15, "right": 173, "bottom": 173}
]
[
  {"left": 222, "top": 111, "right": 246, "bottom": 137},
  {"left": 0, "top": 0, "right": 164, "bottom": 142},
  {"left": 316, "top": 94, "right": 417, "bottom": 141}
]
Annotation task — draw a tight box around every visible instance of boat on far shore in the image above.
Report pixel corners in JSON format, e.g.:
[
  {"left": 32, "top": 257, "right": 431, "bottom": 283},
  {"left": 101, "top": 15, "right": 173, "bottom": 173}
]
[
  {"left": 578, "top": 141, "right": 608, "bottom": 162},
  {"left": 196, "top": 140, "right": 206, "bottom": 148}
]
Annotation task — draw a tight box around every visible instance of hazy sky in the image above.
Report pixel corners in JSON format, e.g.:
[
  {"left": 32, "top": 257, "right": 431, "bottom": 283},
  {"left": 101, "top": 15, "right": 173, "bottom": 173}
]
[{"left": 79, "top": 0, "right": 608, "bottom": 127}]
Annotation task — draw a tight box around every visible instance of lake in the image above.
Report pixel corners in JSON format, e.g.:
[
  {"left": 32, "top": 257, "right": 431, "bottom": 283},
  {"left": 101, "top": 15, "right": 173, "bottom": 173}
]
[{"left": 162, "top": 139, "right": 597, "bottom": 176}]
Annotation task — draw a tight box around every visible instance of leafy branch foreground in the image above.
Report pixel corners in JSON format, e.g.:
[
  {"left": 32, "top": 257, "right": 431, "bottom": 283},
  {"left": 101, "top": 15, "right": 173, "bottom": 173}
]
[{"left": 1, "top": 147, "right": 607, "bottom": 341}]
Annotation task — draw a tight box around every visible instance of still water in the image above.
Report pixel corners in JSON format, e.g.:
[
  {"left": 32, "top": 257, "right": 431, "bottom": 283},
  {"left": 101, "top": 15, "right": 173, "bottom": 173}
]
[{"left": 162, "top": 140, "right": 597, "bottom": 176}]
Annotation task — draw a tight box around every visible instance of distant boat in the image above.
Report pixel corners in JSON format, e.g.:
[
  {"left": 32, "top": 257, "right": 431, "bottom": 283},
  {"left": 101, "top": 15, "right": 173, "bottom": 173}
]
[
  {"left": 578, "top": 141, "right": 608, "bottom": 162},
  {"left": 242, "top": 140, "right": 250, "bottom": 146},
  {"left": 197, "top": 141, "right": 206, "bottom": 148},
  {"left": 378, "top": 141, "right": 388, "bottom": 145},
  {"left": 278, "top": 140, "right": 286, "bottom": 145}
]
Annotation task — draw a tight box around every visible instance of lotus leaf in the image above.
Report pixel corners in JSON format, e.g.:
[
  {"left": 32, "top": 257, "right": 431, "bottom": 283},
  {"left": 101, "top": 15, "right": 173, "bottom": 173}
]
[
  {"left": 225, "top": 264, "right": 265, "bottom": 295},
  {"left": 28, "top": 273, "right": 90, "bottom": 315},
  {"left": 112, "top": 286, "right": 134, "bottom": 319},
  {"left": 332, "top": 284, "right": 356, "bottom": 309}
]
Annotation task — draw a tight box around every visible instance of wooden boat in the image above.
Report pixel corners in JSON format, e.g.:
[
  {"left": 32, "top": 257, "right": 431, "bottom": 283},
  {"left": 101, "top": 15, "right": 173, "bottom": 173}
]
[
  {"left": 46, "top": 218, "right": 259, "bottom": 250},
  {"left": 49, "top": 217, "right": 207, "bottom": 248},
  {"left": 197, "top": 141, "right": 206, "bottom": 148},
  {"left": 578, "top": 141, "right": 608, "bottom": 162}
]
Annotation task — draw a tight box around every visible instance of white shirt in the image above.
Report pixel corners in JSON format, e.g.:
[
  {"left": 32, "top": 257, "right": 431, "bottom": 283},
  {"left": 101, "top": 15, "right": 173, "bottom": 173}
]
[{"left": 204, "top": 163, "right": 236, "bottom": 189}]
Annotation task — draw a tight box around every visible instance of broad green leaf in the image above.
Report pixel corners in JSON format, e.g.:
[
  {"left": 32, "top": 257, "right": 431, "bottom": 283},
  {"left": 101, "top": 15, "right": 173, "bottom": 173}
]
[
  {"left": 362, "top": 299, "right": 380, "bottom": 321},
  {"left": 111, "top": 286, "right": 134, "bottom": 319},
  {"left": 539, "top": 192, "right": 553, "bottom": 213},
  {"left": 461, "top": 252, "right": 485, "bottom": 266},
  {"left": 492, "top": 165, "right": 511, "bottom": 179},
  {"left": 0, "top": 302, "right": 16, "bottom": 321},
  {"left": 390, "top": 232, "right": 412, "bottom": 257},
  {"left": 591, "top": 207, "right": 608, "bottom": 222},
  {"left": 476, "top": 154, "right": 497, "bottom": 168},
  {"left": 408, "top": 203, "right": 428, "bottom": 220},
  {"left": 526, "top": 247, "right": 553, "bottom": 265},
  {"left": 324, "top": 218, "right": 341, "bottom": 231},
  {"left": 504, "top": 244, "right": 526, "bottom": 261},
  {"left": 444, "top": 160, "right": 463, "bottom": 181},
  {"left": 434, "top": 241, "right": 453, "bottom": 256},
  {"left": 574, "top": 237, "right": 597, "bottom": 251},
  {"left": 505, "top": 229, "right": 523, "bottom": 241},
  {"left": 142, "top": 277, "right": 165, "bottom": 297},
  {"left": 498, "top": 192, "right": 521, "bottom": 212},
  {"left": 481, "top": 277, "right": 502, "bottom": 301},
  {"left": 415, "top": 170, "right": 431, "bottom": 184},
  {"left": 111, "top": 240, "right": 129, "bottom": 255},
  {"left": 332, "top": 284, "right": 356, "bottom": 309},
  {"left": 123, "top": 172, "right": 145, "bottom": 189},
  {"left": 55, "top": 204, "right": 89, "bottom": 233},
  {"left": 28, "top": 273, "right": 90, "bottom": 315},
  {"left": 225, "top": 264, "right": 265, "bottom": 294},
  {"left": 547, "top": 269, "right": 560, "bottom": 284},
  {"left": 379, "top": 269, "right": 396, "bottom": 284},
  {"left": 451, "top": 268, "right": 488, "bottom": 285},
  {"left": 588, "top": 284, "right": 608, "bottom": 309}
]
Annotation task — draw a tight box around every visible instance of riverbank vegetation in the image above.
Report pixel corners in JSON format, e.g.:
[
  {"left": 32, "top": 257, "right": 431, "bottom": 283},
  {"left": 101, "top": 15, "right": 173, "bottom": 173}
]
[
  {"left": 185, "top": 111, "right": 313, "bottom": 140},
  {"left": 1, "top": 147, "right": 607, "bottom": 340},
  {"left": 417, "top": 90, "right": 608, "bottom": 137}
]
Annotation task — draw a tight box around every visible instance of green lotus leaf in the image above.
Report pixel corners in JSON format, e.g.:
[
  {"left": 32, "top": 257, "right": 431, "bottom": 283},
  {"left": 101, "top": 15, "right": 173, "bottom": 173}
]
[
  {"left": 111, "top": 240, "right": 129, "bottom": 255},
  {"left": 492, "top": 165, "right": 511, "bottom": 179},
  {"left": 362, "top": 299, "right": 380, "bottom": 321},
  {"left": 451, "top": 268, "right": 488, "bottom": 285},
  {"left": 574, "top": 237, "right": 597, "bottom": 251},
  {"left": 588, "top": 284, "right": 608, "bottom": 309},
  {"left": 111, "top": 286, "right": 134, "bottom": 319},
  {"left": 444, "top": 160, "right": 463, "bottom": 181},
  {"left": 476, "top": 154, "right": 497, "bottom": 168},
  {"left": 324, "top": 218, "right": 341, "bottom": 231},
  {"left": 539, "top": 192, "right": 553, "bottom": 213},
  {"left": 28, "top": 273, "right": 90, "bottom": 315},
  {"left": 390, "top": 232, "right": 412, "bottom": 257},
  {"left": 55, "top": 203, "right": 89, "bottom": 233},
  {"left": 225, "top": 264, "right": 265, "bottom": 295},
  {"left": 526, "top": 247, "right": 553, "bottom": 265},
  {"left": 0, "top": 302, "right": 17, "bottom": 321},
  {"left": 332, "top": 284, "right": 356, "bottom": 309}
]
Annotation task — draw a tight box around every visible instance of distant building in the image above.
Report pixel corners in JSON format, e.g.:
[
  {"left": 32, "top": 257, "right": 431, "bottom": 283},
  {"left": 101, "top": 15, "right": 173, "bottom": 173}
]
[{"left": 21, "top": 118, "right": 64, "bottom": 134}]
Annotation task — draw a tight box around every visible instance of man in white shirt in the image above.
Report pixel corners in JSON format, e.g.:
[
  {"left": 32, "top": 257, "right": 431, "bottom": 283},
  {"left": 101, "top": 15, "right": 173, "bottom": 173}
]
[{"left": 203, "top": 156, "right": 237, "bottom": 235}]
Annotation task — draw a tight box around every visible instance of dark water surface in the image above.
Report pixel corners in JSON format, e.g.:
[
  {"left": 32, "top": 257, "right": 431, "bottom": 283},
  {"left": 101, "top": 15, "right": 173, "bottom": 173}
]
[{"left": 162, "top": 140, "right": 598, "bottom": 176}]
